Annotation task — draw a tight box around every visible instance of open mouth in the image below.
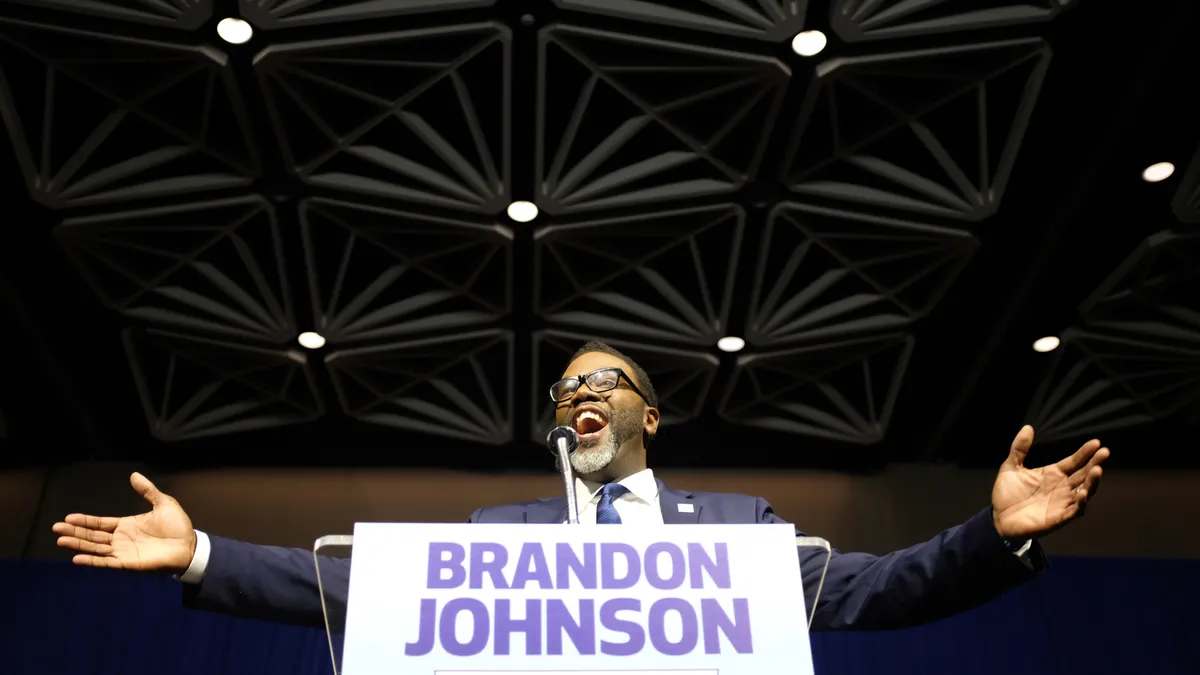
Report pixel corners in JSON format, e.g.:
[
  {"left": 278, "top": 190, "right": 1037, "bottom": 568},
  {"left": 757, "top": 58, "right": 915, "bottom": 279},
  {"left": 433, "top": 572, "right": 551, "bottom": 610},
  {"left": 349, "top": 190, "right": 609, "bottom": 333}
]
[{"left": 571, "top": 407, "right": 610, "bottom": 440}]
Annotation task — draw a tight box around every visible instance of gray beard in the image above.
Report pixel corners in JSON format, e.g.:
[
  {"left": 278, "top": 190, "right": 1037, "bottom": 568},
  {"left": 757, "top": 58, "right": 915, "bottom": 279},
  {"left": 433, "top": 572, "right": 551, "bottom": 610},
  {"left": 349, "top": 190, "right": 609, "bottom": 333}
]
[
  {"left": 568, "top": 406, "right": 642, "bottom": 475},
  {"left": 569, "top": 432, "right": 620, "bottom": 474}
]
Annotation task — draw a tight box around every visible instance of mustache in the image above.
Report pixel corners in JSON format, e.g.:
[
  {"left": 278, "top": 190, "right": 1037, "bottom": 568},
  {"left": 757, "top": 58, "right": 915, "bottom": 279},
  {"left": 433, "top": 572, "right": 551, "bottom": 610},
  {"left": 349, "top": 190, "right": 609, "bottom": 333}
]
[{"left": 569, "top": 401, "right": 612, "bottom": 415}]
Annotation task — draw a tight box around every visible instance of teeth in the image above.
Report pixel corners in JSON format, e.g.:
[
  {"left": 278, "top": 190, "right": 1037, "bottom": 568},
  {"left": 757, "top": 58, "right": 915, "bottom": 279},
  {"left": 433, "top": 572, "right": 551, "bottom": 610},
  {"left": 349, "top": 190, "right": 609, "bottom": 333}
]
[{"left": 574, "top": 410, "right": 607, "bottom": 432}]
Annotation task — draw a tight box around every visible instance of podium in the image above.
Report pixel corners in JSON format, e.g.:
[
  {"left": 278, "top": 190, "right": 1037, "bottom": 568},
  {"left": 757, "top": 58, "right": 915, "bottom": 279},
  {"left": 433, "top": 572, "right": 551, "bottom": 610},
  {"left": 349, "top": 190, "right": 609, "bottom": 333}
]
[{"left": 314, "top": 524, "right": 831, "bottom": 675}]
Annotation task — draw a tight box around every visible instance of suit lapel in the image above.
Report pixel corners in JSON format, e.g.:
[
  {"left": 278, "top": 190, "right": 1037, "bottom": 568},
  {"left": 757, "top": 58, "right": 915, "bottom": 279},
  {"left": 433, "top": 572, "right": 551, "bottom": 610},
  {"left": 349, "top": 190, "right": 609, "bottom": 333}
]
[
  {"left": 525, "top": 498, "right": 568, "bottom": 524},
  {"left": 657, "top": 480, "right": 701, "bottom": 524},
  {"left": 524, "top": 480, "right": 700, "bottom": 524}
]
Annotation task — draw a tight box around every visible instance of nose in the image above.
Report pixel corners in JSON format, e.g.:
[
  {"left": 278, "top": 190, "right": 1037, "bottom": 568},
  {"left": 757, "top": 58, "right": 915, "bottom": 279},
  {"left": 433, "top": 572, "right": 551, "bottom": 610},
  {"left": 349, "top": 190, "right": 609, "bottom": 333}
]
[
  {"left": 558, "top": 383, "right": 602, "bottom": 425},
  {"left": 567, "top": 381, "right": 604, "bottom": 407}
]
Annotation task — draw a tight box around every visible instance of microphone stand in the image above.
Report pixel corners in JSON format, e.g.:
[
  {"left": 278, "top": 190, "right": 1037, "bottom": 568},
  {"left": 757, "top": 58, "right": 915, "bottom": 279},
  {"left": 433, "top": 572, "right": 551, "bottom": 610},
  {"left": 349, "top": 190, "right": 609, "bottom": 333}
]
[
  {"left": 547, "top": 426, "right": 581, "bottom": 524},
  {"left": 557, "top": 437, "right": 580, "bottom": 524}
]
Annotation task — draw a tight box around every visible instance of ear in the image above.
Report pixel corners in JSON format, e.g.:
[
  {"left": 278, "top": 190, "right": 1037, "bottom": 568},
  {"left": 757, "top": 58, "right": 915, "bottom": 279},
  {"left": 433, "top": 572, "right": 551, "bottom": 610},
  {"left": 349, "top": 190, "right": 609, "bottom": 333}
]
[{"left": 643, "top": 405, "right": 660, "bottom": 438}]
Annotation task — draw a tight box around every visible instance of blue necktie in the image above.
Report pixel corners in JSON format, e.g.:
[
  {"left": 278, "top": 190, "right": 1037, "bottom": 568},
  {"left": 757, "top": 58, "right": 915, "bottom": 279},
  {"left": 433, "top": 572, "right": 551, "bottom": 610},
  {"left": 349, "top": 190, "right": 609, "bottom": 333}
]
[{"left": 595, "top": 483, "right": 629, "bottom": 524}]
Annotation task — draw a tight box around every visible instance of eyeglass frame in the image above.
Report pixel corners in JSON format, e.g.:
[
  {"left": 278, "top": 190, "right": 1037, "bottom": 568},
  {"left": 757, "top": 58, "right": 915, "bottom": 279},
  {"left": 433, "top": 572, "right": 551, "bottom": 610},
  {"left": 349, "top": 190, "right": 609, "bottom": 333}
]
[{"left": 549, "top": 367, "right": 650, "bottom": 405}]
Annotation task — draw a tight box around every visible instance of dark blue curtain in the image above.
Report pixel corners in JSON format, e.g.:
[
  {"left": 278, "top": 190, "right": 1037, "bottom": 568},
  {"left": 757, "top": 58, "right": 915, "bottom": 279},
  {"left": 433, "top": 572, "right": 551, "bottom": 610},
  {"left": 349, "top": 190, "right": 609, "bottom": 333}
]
[{"left": 3, "top": 557, "right": 1197, "bottom": 675}]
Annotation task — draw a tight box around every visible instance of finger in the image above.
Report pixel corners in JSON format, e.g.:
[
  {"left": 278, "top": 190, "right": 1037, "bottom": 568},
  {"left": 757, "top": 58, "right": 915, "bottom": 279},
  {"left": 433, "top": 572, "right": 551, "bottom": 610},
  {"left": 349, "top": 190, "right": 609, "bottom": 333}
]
[
  {"left": 1067, "top": 447, "right": 1109, "bottom": 487},
  {"left": 1070, "top": 500, "right": 1087, "bottom": 520},
  {"left": 1068, "top": 466, "right": 1102, "bottom": 509},
  {"left": 130, "top": 472, "right": 165, "bottom": 507},
  {"left": 1055, "top": 438, "right": 1102, "bottom": 475},
  {"left": 51, "top": 522, "right": 113, "bottom": 544},
  {"left": 56, "top": 536, "right": 113, "bottom": 556},
  {"left": 62, "top": 513, "right": 120, "bottom": 531},
  {"left": 1005, "top": 425, "right": 1035, "bottom": 467},
  {"left": 71, "top": 554, "right": 125, "bottom": 569},
  {"left": 1080, "top": 465, "right": 1103, "bottom": 497}
]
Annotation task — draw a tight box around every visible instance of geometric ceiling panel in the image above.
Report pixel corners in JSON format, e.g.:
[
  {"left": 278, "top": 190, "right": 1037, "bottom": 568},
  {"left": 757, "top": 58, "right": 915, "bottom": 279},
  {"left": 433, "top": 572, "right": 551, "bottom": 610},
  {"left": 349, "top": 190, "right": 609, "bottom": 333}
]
[
  {"left": 0, "top": 18, "right": 259, "bottom": 209},
  {"left": 531, "top": 330, "right": 721, "bottom": 445},
  {"left": 537, "top": 25, "right": 789, "bottom": 215},
  {"left": 781, "top": 38, "right": 1050, "bottom": 221},
  {"left": 831, "top": 0, "right": 1076, "bottom": 42},
  {"left": 1055, "top": 326, "right": 1200, "bottom": 422},
  {"left": 123, "top": 327, "right": 324, "bottom": 442},
  {"left": 56, "top": 196, "right": 295, "bottom": 344},
  {"left": 6, "top": 0, "right": 1194, "bottom": 470},
  {"left": 718, "top": 332, "right": 915, "bottom": 444},
  {"left": 550, "top": 0, "right": 808, "bottom": 41},
  {"left": 299, "top": 197, "right": 513, "bottom": 345},
  {"left": 255, "top": 23, "right": 511, "bottom": 214},
  {"left": 1079, "top": 229, "right": 1200, "bottom": 332},
  {"left": 1024, "top": 329, "right": 1157, "bottom": 444},
  {"left": 240, "top": 0, "right": 497, "bottom": 29},
  {"left": 3, "top": 0, "right": 212, "bottom": 29},
  {"left": 1028, "top": 228, "right": 1200, "bottom": 442},
  {"left": 746, "top": 202, "right": 977, "bottom": 347},
  {"left": 534, "top": 204, "right": 744, "bottom": 347},
  {"left": 325, "top": 329, "right": 513, "bottom": 445},
  {"left": 1172, "top": 143, "right": 1200, "bottom": 224}
]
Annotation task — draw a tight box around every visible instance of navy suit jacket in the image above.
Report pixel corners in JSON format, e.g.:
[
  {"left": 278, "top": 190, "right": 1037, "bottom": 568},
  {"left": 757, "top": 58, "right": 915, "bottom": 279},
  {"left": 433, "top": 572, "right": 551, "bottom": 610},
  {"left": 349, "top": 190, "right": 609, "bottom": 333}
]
[{"left": 182, "top": 480, "right": 1046, "bottom": 631}]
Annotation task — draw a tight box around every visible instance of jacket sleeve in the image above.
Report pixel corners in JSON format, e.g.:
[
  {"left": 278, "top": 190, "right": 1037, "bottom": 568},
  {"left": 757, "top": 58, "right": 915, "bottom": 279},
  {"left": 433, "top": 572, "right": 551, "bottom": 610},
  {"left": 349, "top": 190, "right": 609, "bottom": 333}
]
[
  {"left": 181, "top": 534, "right": 348, "bottom": 630},
  {"left": 761, "top": 499, "right": 1048, "bottom": 631},
  {"left": 183, "top": 512, "right": 488, "bottom": 626}
]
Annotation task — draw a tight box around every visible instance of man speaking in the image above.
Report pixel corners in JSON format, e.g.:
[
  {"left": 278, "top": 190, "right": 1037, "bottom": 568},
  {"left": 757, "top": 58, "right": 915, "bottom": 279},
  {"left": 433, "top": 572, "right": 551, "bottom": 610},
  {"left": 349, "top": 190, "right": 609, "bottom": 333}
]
[{"left": 53, "top": 341, "right": 1108, "bottom": 631}]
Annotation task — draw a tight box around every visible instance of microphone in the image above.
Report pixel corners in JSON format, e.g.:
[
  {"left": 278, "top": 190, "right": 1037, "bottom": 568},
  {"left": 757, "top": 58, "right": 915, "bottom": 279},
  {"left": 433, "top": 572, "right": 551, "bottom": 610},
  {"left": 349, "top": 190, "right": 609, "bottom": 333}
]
[
  {"left": 546, "top": 425, "right": 581, "bottom": 524},
  {"left": 546, "top": 425, "right": 578, "bottom": 455}
]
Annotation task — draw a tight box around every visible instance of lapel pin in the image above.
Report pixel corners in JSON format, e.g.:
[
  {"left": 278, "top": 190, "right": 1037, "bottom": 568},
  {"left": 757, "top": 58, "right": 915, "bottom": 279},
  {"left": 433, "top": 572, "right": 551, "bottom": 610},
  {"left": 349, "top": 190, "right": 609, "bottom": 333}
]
[{"left": 677, "top": 503, "right": 694, "bottom": 513}]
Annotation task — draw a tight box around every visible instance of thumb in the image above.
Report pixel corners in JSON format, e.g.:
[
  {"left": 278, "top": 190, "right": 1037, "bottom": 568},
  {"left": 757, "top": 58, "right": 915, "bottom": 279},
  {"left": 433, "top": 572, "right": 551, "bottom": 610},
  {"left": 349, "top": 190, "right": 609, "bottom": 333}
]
[
  {"left": 130, "top": 472, "right": 166, "bottom": 508},
  {"left": 1005, "top": 425, "right": 1035, "bottom": 468}
]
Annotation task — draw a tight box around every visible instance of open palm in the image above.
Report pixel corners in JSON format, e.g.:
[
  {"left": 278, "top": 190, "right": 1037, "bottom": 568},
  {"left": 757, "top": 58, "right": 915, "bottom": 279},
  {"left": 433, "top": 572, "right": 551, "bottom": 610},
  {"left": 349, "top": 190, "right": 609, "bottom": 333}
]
[
  {"left": 52, "top": 472, "right": 197, "bottom": 574},
  {"left": 991, "top": 425, "right": 1108, "bottom": 540}
]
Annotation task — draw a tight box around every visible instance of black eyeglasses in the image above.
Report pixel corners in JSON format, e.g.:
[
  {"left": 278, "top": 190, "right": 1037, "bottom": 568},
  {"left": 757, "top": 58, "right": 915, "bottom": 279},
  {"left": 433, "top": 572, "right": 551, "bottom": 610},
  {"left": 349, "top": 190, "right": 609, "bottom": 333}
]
[{"left": 549, "top": 367, "right": 649, "bottom": 403}]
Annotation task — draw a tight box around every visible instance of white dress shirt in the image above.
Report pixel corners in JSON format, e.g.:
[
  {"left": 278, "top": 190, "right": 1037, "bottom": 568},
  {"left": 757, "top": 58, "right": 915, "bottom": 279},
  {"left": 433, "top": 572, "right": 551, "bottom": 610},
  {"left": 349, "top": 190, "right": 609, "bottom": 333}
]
[
  {"left": 176, "top": 466, "right": 1030, "bottom": 583},
  {"left": 571, "top": 468, "right": 662, "bottom": 525}
]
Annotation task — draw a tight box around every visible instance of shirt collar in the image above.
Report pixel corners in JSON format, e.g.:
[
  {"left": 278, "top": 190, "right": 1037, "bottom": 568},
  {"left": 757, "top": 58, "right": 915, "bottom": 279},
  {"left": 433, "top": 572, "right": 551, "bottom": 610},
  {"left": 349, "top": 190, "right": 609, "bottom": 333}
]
[{"left": 577, "top": 468, "right": 659, "bottom": 504}]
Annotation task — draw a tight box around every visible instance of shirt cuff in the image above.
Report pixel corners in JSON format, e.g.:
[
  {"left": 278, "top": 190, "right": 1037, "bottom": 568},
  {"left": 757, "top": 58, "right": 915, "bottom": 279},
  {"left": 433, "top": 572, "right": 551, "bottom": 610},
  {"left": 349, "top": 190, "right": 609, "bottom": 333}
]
[
  {"left": 1012, "top": 538, "right": 1034, "bottom": 568},
  {"left": 174, "top": 530, "right": 211, "bottom": 584}
]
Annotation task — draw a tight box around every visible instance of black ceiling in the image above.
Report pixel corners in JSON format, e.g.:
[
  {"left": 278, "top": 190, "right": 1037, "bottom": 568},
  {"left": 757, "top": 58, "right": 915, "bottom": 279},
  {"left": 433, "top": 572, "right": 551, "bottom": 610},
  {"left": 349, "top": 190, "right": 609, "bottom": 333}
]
[{"left": 1, "top": 0, "right": 1197, "bottom": 472}]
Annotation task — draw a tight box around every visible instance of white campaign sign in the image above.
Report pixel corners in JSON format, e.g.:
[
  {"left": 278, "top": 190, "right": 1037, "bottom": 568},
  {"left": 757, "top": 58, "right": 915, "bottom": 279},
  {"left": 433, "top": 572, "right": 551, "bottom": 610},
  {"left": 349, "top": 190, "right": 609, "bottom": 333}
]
[{"left": 341, "top": 523, "right": 812, "bottom": 675}]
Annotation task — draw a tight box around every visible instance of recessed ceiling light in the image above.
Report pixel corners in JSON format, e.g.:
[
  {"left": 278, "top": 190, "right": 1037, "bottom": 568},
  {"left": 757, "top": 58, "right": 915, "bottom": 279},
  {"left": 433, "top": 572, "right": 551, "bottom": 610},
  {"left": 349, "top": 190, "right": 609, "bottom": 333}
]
[
  {"left": 507, "top": 200, "right": 538, "bottom": 223},
  {"left": 717, "top": 336, "right": 746, "bottom": 353},
  {"left": 217, "top": 17, "right": 253, "bottom": 45},
  {"left": 1032, "top": 336, "right": 1060, "bottom": 353},
  {"left": 791, "top": 30, "right": 827, "bottom": 57},
  {"left": 298, "top": 331, "right": 326, "bottom": 349},
  {"left": 1142, "top": 162, "right": 1175, "bottom": 182}
]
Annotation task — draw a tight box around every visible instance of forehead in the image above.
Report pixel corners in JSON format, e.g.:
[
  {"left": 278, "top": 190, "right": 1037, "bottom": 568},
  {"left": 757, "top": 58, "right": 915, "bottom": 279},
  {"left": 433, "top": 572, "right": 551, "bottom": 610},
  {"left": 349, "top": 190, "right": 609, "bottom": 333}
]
[{"left": 560, "top": 351, "right": 640, "bottom": 387}]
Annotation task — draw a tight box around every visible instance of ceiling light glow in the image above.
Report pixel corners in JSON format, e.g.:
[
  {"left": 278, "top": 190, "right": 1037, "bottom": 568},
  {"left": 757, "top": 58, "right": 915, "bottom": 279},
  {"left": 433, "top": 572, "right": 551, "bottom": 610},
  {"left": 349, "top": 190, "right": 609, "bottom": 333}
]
[
  {"left": 717, "top": 336, "right": 746, "bottom": 353},
  {"left": 1142, "top": 162, "right": 1175, "bottom": 182},
  {"left": 1032, "top": 336, "right": 1060, "bottom": 353},
  {"left": 298, "top": 331, "right": 326, "bottom": 349},
  {"left": 217, "top": 17, "right": 253, "bottom": 45},
  {"left": 791, "top": 30, "right": 827, "bottom": 57},
  {"left": 507, "top": 200, "right": 538, "bottom": 223}
]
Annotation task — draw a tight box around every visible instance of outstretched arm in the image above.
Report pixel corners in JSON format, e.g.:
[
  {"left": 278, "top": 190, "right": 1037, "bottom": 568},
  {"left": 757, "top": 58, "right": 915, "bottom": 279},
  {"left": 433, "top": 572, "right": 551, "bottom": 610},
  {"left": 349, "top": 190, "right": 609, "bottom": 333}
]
[
  {"left": 180, "top": 533, "right": 349, "bottom": 630},
  {"left": 777, "top": 502, "right": 1043, "bottom": 631},
  {"left": 178, "top": 512, "right": 494, "bottom": 626},
  {"left": 783, "top": 426, "right": 1106, "bottom": 631}
]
